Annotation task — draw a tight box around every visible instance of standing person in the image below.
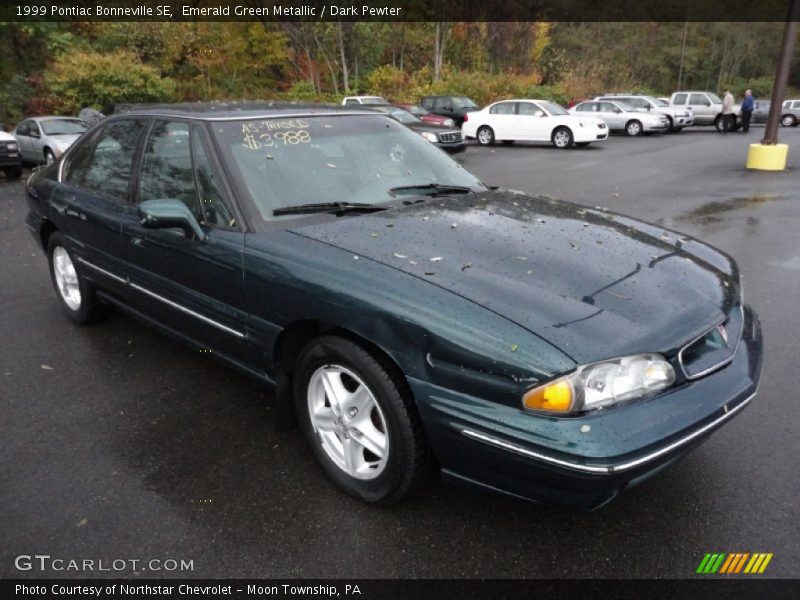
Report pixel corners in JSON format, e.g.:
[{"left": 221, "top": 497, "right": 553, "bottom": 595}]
[
  {"left": 740, "top": 89, "right": 754, "bottom": 133},
  {"left": 722, "top": 90, "right": 735, "bottom": 132}
]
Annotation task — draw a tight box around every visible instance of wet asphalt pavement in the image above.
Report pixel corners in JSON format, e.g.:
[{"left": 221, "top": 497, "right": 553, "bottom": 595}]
[{"left": 1, "top": 126, "right": 799, "bottom": 579}]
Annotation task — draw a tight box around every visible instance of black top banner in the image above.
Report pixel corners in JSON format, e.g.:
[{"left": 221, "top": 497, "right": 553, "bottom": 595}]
[{"left": 1, "top": 0, "right": 797, "bottom": 22}]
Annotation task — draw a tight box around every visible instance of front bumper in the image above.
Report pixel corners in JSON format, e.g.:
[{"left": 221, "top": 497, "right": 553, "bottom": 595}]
[
  {"left": 643, "top": 120, "right": 670, "bottom": 132},
  {"left": 671, "top": 114, "right": 694, "bottom": 127},
  {"left": 0, "top": 152, "right": 22, "bottom": 168},
  {"left": 410, "top": 304, "right": 762, "bottom": 509},
  {"left": 438, "top": 141, "right": 467, "bottom": 154}
]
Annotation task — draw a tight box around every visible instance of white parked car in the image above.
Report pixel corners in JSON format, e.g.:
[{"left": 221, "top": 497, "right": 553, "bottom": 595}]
[
  {"left": 569, "top": 100, "right": 670, "bottom": 136},
  {"left": 341, "top": 96, "right": 389, "bottom": 106},
  {"left": 462, "top": 99, "right": 608, "bottom": 149}
]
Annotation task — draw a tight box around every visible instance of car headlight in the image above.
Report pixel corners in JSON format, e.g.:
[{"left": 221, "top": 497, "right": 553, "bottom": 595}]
[
  {"left": 522, "top": 354, "right": 675, "bottom": 414},
  {"left": 420, "top": 132, "right": 438, "bottom": 143},
  {"left": 7, "top": 142, "right": 18, "bottom": 150},
  {"left": 443, "top": 118, "right": 455, "bottom": 127}
]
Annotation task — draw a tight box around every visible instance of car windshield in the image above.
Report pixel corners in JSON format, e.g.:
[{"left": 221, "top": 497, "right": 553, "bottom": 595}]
[
  {"left": 41, "top": 119, "right": 87, "bottom": 136},
  {"left": 708, "top": 93, "right": 722, "bottom": 103},
  {"left": 212, "top": 115, "right": 484, "bottom": 222},
  {"left": 452, "top": 97, "right": 477, "bottom": 109},
  {"left": 381, "top": 108, "right": 419, "bottom": 124},
  {"left": 361, "top": 97, "right": 388, "bottom": 105},
  {"left": 406, "top": 105, "right": 427, "bottom": 116},
  {"left": 654, "top": 98, "right": 669, "bottom": 107},
  {"left": 541, "top": 101, "right": 569, "bottom": 116}
]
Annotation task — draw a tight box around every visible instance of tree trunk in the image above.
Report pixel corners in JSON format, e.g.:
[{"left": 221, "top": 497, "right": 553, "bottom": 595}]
[{"left": 338, "top": 22, "right": 350, "bottom": 94}]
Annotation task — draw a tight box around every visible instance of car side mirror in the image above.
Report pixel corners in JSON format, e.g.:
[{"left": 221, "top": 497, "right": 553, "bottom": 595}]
[
  {"left": 614, "top": 108, "right": 622, "bottom": 113},
  {"left": 30, "top": 131, "right": 41, "bottom": 138},
  {"left": 138, "top": 199, "right": 206, "bottom": 240}
]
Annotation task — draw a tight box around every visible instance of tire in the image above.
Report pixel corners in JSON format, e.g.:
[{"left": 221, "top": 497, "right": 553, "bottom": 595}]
[
  {"left": 551, "top": 126, "right": 573, "bottom": 149},
  {"left": 476, "top": 126, "right": 495, "bottom": 146},
  {"left": 781, "top": 114, "right": 796, "bottom": 127},
  {"left": 47, "top": 232, "right": 106, "bottom": 324},
  {"left": 665, "top": 116, "right": 675, "bottom": 132},
  {"left": 44, "top": 148, "right": 56, "bottom": 164},
  {"left": 293, "top": 335, "right": 434, "bottom": 504},
  {"left": 4, "top": 167, "right": 22, "bottom": 179},
  {"left": 714, "top": 115, "right": 725, "bottom": 132},
  {"left": 625, "top": 120, "right": 643, "bottom": 136}
]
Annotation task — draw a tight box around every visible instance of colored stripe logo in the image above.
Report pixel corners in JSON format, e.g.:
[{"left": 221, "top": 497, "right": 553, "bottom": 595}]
[{"left": 696, "top": 553, "right": 773, "bottom": 574}]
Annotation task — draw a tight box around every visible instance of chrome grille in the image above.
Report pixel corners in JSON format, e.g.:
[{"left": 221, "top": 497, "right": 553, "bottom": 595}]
[{"left": 438, "top": 131, "right": 462, "bottom": 143}]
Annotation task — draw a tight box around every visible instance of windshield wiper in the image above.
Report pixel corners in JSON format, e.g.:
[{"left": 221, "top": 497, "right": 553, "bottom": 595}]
[
  {"left": 389, "top": 183, "right": 473, "bottom": 197},
  {"left": 272, "top": 202, "right": 388, "bottom": 216}
]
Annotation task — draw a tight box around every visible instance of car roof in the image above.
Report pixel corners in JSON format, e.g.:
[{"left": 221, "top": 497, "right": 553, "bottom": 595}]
[
  {"left": 30, "top": 116, "right": 84, "bottom": 122},
  {"left": 109, "top": 101, "right": 381, "bottom": 121}
]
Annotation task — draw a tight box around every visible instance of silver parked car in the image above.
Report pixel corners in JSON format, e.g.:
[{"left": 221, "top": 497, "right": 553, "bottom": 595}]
[
  {"left": 569, "top": 100, "right": 669, "bottom": 136},
  {"left": 596, "top": 94, "right": 694, "bottom": 132},
  {"left": 13, "top": 117, "right": 88, "bottom": 164},
  {"left": 669, "top": 91, "right": 741, "bottom": 131}
]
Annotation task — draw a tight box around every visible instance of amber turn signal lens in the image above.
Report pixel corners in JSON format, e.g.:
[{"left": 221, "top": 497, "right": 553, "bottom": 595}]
[{"left": 522, "top": 379, "right": 574, "bottom": 413}]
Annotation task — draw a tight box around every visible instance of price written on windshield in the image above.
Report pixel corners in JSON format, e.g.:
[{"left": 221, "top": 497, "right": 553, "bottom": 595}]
[{"left": 241, "top": 120, "right": 311, "bottom": 150}]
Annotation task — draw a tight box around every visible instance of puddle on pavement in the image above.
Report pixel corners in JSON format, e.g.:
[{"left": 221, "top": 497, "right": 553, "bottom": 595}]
[{"left": 676, "top": 194, "right": 783, "bottom": 223}]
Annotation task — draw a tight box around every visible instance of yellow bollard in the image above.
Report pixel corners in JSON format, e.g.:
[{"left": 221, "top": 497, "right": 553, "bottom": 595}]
[{"left": 746, "top": 143, "right": 789, "bottom": 171}]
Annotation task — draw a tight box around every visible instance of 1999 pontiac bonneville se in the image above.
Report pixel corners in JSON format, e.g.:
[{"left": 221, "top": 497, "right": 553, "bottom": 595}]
[{"left": 25, "top": 104, "right": 762, "bottom": 509}]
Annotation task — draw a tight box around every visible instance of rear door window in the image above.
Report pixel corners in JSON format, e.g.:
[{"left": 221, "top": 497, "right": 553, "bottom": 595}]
[
  {"left": 490, "top": 102, "right": 516, "bottom": 115},
  {"left": 689, "top": 94, "right": 709, "bottom": 105},
  {"left": 672, "top": 93, "right": 687, "bottom": 105}
]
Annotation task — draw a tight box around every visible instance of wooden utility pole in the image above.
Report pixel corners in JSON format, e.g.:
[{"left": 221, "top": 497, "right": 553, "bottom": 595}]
[{"left": 761, "top": 0, "right": 799, "bottom": 145}]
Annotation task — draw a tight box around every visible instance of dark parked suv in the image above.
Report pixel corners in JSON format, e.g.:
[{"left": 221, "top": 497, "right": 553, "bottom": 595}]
[{"left": 420, "top": 96, "right": 479, "bottom": 126}]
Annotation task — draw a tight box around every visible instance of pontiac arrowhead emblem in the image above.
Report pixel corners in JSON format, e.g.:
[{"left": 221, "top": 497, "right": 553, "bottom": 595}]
[{"left": 716, "top": 324, "right": 729, "bottom": 346}]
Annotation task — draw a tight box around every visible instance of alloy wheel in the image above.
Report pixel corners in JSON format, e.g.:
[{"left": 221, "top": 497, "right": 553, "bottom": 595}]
[
  {"left": 52, "top": 246, "right": 82, "bottom": 310},
  {"left": 307, "top": 364, "right": 389, "bottom": 480}
]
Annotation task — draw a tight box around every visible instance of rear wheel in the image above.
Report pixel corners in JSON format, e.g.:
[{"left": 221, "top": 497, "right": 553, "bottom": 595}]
[
  {"left": 476, "top": 126, "right": 495, "bottom": 146},
  {"left": 293, "top": 335, "right": 434, "bottom": 504},
  {"left": 551, "top": 126, "right": 573, "bottom": 149},
  {"left": 625, "top": 120, "right": 643, "bottom": 136},
  {"left": 47, "top": 232, "right": 106, "bottom": 324},
  {"left": 714, "top": 115, "right": 725, "bottom": 132},
  {"left": 781, "top": 114, "right": 796, "bottom": 127}
]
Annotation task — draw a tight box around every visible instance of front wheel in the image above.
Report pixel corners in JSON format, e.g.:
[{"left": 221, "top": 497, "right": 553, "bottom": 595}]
[
  {"left": 293, "top": 335, "right": 434, "bottom": 504},
  {"left": 551, "top": 126, "right": 573, "bottom": 149},
  {"left": 476, "top": 126, "right": 495, "bottom": 146},
  {"left": 781, "top": 114, "right": 796, "bottom": 127},
  {"left": 47, "top": 232, "right": 106, "bottom": 324},
  {"left": 44, "top": 148, "right": 56, "bottom": 164},
  {"left": 625, "top": 120, "right": 643, "bottom": 136}
]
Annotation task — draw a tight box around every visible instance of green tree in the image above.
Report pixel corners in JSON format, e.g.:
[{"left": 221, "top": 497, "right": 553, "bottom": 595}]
[{"left": 44, "top": 49, "right": 178, "bottom": 113}]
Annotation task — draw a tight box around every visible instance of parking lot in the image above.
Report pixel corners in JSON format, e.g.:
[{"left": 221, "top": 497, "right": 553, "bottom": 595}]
[{"left": 1, "top": 125, "right": 798, "bottom": 578}]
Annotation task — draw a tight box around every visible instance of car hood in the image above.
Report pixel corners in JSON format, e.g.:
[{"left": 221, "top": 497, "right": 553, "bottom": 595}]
[
  {"left": 288, "top": 191, "right": 739, "bottom": 364},
  {"left": 406, "top": 121, "right": 461, "bottom": 135}
]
